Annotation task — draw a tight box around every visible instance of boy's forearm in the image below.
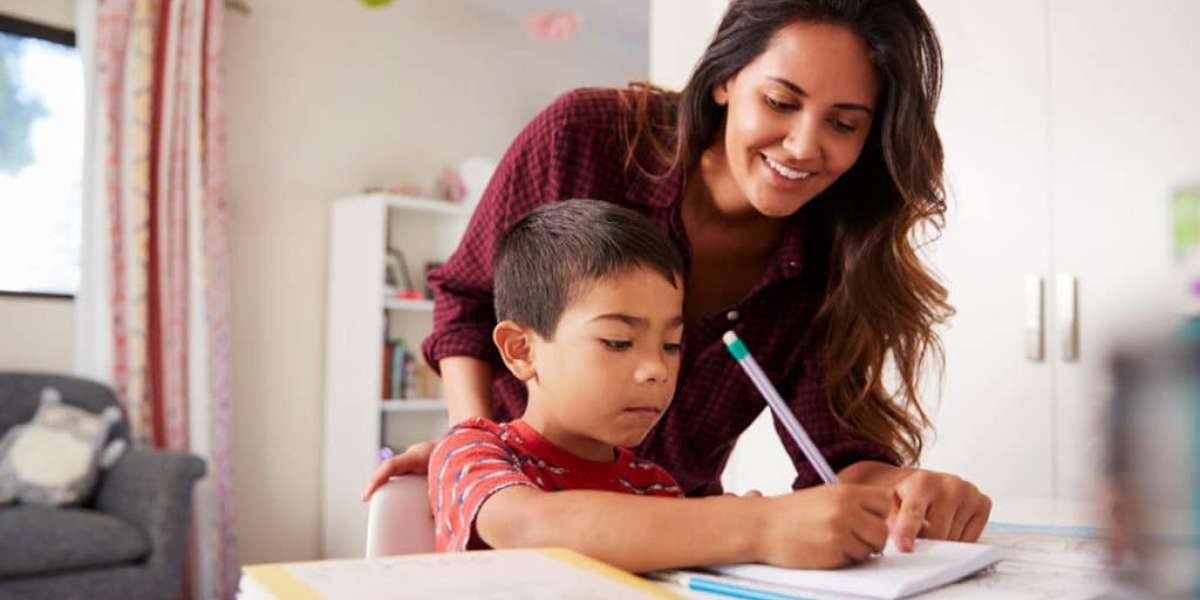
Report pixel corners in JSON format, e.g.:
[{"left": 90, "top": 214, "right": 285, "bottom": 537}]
[
  {"left": 440, "top": 356, "right": 495, "bottom": 422},
  {"left": 477, "top": 487, "right": 764, "bottom": 572}
]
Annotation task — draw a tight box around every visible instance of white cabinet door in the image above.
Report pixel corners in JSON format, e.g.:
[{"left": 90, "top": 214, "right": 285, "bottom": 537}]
[
  {"left": 919, "top": 0, "right": 1056, "bottom": 502},
  {"left": 1048, "top": 0, "right": 1200, "bottom": 502}
]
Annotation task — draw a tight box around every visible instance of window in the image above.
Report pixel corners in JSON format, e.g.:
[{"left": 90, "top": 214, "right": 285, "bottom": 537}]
[{"left": 0, "top": 14, "right": 82, "bottom": 298}]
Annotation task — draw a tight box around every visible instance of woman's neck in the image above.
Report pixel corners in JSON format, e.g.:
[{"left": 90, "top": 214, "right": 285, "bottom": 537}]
[{"left": 684, "top": 146, "right": 784, "bottom": 255}]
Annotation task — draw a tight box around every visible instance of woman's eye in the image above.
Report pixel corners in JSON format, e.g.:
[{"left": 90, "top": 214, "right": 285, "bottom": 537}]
[
  {"left": 764, "top": 95, "right": 797, "bottom": 112},
  {"left": 601, "top": 339, "right": 632, "bottom": 351},
  {"left": 829, "top": 118, "right": 857, "bottom": 133},
  {"left": 663, "top": 342, "right": 683, "bottom": 354}
]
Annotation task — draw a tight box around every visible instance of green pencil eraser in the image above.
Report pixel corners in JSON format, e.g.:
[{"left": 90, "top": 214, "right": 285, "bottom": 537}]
[{"left": 722, "top": 331, "right": 748, "bottom": 360}]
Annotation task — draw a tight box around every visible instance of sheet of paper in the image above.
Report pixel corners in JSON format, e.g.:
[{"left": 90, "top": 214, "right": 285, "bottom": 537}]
[
  {"left": 705, "top": 539, "right": 999, "bottom": 599},
  {"left": 664, "top": 526, "right": 1118, "bottom": 600},
  {"left": 903, "top": 527, "right": 1114, "bottom": 600}
]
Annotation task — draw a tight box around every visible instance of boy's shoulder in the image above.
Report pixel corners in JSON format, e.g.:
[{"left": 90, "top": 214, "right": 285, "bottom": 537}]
[{"left": 436, "top": 417, "right": 511, "bottom": 450}]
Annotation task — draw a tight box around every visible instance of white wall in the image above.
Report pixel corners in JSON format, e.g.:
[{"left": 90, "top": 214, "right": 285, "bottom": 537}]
[
  {"left": 224, "top": 0, "right": 647, "bottom": 565},
  {"left": 0, "top": 0, "right": 77, "bottom": 374},
  {"left": 0, "top": 0, "right": 73, "bottom": 29},
  {"left": 649, "top": 0, "right": 728, "bottom": 89},
  {"left": 0, "top": 296, "right": 74, "bottom": 372}
]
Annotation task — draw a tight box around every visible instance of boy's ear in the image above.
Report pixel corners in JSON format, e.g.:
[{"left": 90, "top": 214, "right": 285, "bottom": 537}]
[{"left": 493, "top": 320, "right": 537, "bottom": 381}]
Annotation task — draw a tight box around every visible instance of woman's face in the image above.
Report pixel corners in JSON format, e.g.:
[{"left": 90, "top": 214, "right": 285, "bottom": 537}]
[{"left": 712, "top": 21, "right": 879, "bottom": 219}]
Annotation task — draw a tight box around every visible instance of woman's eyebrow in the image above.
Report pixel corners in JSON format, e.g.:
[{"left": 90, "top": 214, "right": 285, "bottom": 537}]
[{"left": 767, "top": 76, "right": 874, "bottom": 115}]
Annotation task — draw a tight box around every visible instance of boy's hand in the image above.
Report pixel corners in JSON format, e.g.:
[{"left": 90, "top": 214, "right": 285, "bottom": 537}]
[
  {"left": 753, "top": 484, "right": 891, "bottom": 569},
  {"left": 360, "top": 440, "right": 436, "bottom": 501}
]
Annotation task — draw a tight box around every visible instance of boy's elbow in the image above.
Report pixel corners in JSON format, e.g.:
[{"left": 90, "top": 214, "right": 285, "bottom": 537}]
[{"left": 475, "top": 486, "right": 550, "bottom": 549}]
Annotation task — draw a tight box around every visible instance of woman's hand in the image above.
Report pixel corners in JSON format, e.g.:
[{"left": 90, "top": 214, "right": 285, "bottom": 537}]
[
  {"left": 888, "top": 468, "right": 992, "bottom": 551},
  {"left": 360, "top": 440, "right": 436, "bottom": 501}
]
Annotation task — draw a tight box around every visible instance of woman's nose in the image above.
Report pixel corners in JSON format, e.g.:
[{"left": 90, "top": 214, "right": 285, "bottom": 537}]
[{"left": 782, "top": 116, "right": 821, "bottom": 161}]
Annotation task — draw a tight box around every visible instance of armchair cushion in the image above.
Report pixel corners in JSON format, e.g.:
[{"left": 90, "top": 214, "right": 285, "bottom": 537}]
[{"left": 0, "top": 506, "right": 149, "bottom": 578}]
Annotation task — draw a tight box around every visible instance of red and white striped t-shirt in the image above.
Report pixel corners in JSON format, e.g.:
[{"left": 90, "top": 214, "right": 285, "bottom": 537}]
[{"left": 428, "top": 417, "right": 683, "bottom": 552}]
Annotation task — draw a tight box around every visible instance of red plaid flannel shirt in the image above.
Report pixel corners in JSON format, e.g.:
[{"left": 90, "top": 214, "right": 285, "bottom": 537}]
[{"left": 421, "top": 88, "right": 896, "bottom": 496}]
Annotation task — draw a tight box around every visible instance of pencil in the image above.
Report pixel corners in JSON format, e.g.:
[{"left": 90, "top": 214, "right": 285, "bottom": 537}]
[{"left": 722, "top": 331, "right": 839, "bottom": 485}]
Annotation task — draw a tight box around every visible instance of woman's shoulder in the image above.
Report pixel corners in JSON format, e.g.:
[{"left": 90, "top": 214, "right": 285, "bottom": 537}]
[
  {"left": 542, "top": 87, "right": 625, "bottom": 127},
  {"left": 538, "top": 86, "right": 677, "bottom": 138}
]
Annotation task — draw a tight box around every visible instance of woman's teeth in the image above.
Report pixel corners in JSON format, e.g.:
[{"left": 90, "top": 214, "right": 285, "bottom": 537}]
[{"left": 764, "top": 155, "right": 812, "bottom": 180}]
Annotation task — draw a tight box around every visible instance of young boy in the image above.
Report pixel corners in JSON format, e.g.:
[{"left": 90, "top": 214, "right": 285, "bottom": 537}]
[{"left": 428, "top": 200, "right": 892, "bottom": 572}]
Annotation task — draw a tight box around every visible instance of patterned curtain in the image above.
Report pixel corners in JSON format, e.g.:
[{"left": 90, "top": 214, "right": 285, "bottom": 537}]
[{"left": 74, "top": 0, "right": 236, "bottom": 598}]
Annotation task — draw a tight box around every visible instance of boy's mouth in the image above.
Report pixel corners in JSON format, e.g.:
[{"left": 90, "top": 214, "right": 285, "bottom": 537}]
[{"left": 622, "top": 406, "right": 664, "bottom": 418}]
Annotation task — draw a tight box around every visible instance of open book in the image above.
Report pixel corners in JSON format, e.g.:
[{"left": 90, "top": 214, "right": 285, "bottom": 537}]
[
  {"left": 659, "top": 540, "right": 1000, "bottom": 600},
  {"left": 239, "top": 548, "right": 682, "bottom": 600}
]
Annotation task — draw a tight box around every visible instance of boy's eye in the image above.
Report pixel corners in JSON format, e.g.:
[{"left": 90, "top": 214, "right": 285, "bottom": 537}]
[
  {"left": 663, "top": 342, "right": 682, "bottom": 354},
  {"left": 601, "top": 339, "right": 632, "bottom": 351}
]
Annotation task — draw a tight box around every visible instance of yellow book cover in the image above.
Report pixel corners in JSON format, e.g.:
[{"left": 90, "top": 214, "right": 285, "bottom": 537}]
[{"left": 239, "top": 548, "right": 682, "bottom": 599}]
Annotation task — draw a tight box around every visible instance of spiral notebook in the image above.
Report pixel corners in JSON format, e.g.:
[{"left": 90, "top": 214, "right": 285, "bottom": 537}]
[{"left": 663, "top": 539, "right": 1000, "bottom": 600}]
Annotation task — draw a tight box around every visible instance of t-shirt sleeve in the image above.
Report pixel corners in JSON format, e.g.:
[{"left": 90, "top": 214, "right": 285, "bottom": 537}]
[{"left": 427, "top": 422, "right": 537, "bottom": 552}]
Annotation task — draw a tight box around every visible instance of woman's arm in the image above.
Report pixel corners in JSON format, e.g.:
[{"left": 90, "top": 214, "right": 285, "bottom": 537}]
[{"left": 440, "top": 356, "right": 495, "bottom": 422}]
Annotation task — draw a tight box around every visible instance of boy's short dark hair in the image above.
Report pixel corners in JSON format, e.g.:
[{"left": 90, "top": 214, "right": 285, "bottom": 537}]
[{"left": 494, "top": 199, "right": 684, "bottom": 338}]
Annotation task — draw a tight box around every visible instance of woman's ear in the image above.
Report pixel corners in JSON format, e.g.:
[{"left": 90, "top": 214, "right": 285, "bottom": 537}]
[
  {"left": 712, "top": 79, "right": 730, "bottom": 106},
  {"left": 493, "top": 321, "right": 537, "bottom": 381}
]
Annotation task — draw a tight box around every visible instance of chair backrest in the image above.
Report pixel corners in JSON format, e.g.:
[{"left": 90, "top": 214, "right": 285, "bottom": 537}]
[
  {"left": 0, "top": 372, "right": 130, "bottom": 443},
  {"left": 365, "top": 474, "right": 436, "bottom": 557}
]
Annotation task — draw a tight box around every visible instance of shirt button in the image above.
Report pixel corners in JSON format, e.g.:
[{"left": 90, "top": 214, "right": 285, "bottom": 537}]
[
  {"left": 787, "top": 260, "right": 798, "bottom": 270},
  {"left": 726, "top": 310, "right": 740, "bottom": 322}
]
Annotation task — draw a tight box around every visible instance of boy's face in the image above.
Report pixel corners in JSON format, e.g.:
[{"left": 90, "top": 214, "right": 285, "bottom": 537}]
[{"left": 515, "top": 266, "right": 685, "bottom": 461}]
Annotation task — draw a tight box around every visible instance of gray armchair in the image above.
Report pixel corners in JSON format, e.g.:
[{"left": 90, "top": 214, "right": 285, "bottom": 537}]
[{"left": 0, "top": 373, "right": 206, "bottom": 600}]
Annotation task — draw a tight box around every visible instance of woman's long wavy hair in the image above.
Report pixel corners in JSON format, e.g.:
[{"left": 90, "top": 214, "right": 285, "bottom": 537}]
[{"left": 618, "top": 0, "right": 953, "bottom": 465}]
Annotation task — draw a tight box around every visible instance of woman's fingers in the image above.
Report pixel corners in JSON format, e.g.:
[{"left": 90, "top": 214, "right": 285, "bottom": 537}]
[
  {"left": 890, "top": 491, "right": 931, "bottom": 551},
  {"left": 360, "top": 441, "right": 436, "bottom": 500},
  {"left": 960, "top": 495, "right": 993, "bottom": 542}
]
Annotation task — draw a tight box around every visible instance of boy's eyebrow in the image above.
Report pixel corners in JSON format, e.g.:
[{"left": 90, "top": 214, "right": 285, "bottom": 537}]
[
  {"left": 591, "top": 314, "right": 686, "bottom": 328},
  {"left": 592, "top": 314, "right": 647, "bottom": 327}
]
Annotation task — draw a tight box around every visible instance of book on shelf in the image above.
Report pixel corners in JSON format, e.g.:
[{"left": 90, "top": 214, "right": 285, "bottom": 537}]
[{"left": 382, "top": 337, "right": 441, "bottom": 401}]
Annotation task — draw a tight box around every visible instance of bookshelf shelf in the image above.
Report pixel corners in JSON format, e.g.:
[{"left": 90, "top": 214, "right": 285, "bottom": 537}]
[
  {"left": 381, "top": 399, "right": 447, "bottom": 412},
  {"left": 384, "top": 297, "right": 434, "bottom": 311},
  {"left": 352, "top": 193, "right": 473, "bottom": 217}
]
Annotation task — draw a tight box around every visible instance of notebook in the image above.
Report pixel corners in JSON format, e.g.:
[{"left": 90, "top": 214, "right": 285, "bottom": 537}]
[
  {"left": 238, "top": 547, "right": 684, "bottom": 600},
  {"left": 668, "top": 539, "right": 1000, "bottom": 600}
]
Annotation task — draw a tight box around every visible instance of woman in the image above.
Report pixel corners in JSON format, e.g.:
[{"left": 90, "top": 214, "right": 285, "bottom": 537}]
[{"left": 365, "top": 0, "right": 990, "bottom": 551}]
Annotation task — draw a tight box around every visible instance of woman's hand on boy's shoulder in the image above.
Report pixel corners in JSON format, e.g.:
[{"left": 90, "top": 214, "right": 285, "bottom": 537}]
[{"left": 360, "top": 440, "right": 437, "bottom": 501}]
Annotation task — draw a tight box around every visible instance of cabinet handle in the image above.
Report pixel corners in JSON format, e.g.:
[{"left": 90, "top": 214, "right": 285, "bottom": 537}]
[
  {"left": 1057, "top": 274, "right": 1079, "bottom": 362},
  {"left": 1025, "top": 275, "right": 1044, "bottom": 362}
]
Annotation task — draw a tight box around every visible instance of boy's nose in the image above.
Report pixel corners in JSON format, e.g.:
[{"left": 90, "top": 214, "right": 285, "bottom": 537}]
[{"left": 634, "top": 352, "right": 670, "bottom": 384}]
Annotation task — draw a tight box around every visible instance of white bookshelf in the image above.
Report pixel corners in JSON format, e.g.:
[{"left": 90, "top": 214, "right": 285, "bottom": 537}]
[
  {"left": 381, "top": 399, "right": 448, "bottom": 412},
  {"left": 322, "top": 193, "right": 470, "bottom": 559},
  {"left": 383, "top": 297, "right": 434, "bottom": 311}
]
